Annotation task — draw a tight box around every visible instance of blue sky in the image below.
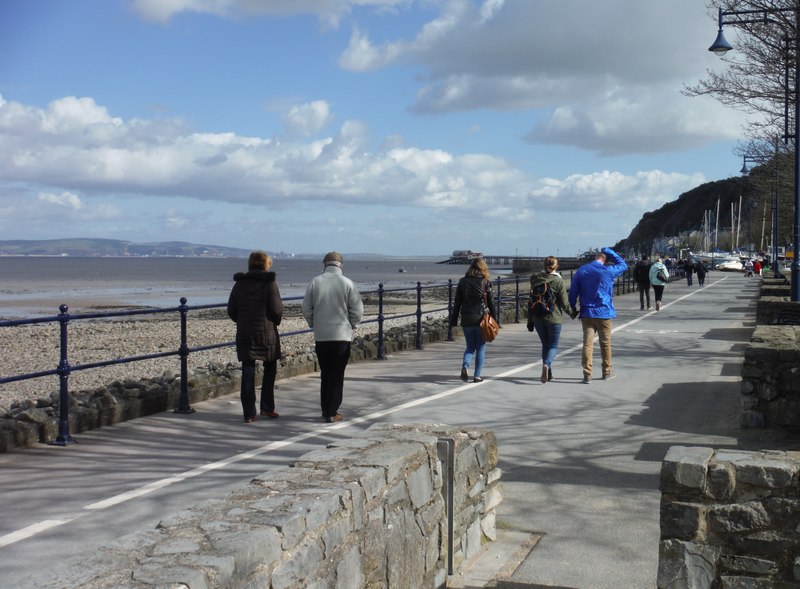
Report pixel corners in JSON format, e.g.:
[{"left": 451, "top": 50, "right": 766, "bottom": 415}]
[{"left": 0, "top": 0, "right": 750, "bottom": 257}]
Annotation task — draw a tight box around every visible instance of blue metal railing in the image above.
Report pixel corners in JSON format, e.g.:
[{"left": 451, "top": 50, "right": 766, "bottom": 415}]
[{"left": 0, "top": 276, "right": 528, "bottom": 445}]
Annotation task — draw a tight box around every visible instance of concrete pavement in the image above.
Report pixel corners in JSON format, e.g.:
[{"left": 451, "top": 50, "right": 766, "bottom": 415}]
[{"left": 0, "top": 272, "right": 784, "bottom": 588}]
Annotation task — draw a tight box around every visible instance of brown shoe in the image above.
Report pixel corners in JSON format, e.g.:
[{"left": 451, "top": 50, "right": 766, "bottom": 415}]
[
  {"left": 540, "top": 366, "right": 548, "bottom": 384},
  {"left": 244, "top": 416, "right": 256, "bottom": 423},
  {"left": 260, "top": 410, "right": 280, "bottom": 418},
  {"left": 325, "top": 413, "right": 344, "bottom": 423}
]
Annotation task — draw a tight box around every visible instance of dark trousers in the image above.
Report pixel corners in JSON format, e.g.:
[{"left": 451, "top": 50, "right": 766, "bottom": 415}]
[
  {"left": 315, "top": 341, "right": 351, "bottom": 417},
  {"left": 240, "top": 359, "right": 277, "bottom": 420},
  {"left": 637, "top": 282, "right": 651, "bottom": 308},
  {"left": 652, "top": 284, "right": 665, "bottom": 303}
]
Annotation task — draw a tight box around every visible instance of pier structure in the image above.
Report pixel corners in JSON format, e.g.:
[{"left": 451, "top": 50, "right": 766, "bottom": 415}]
[{"left": 438, "top": 254, "right": 587, "bottom": 273}]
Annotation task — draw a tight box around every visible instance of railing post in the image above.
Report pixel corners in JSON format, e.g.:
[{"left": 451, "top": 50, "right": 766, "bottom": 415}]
[
  {"left": 174, "top": 297, "right": 195, "bottom": 414},
  {"left": 495, "top": 277, "right": 502, "bottom": 326},
  {"left": 447, "top": 279, "right": 454, "bottom": 341},
  {"left": 514, "top": 275, "right": 520, "bottom": 323},
  {"left": 51, "top": 304, "right": 76, "bottom": 446},
  {"left": 415, "top": 281, "right": 423, "bottom": 350},
  {"left": 377, "top": 283, "right": 385, "bottom": 360}
]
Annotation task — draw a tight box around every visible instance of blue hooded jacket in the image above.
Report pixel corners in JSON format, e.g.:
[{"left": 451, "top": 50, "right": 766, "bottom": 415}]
[{"left": 568, "top": 247, "right": 628, "bottom": 319}]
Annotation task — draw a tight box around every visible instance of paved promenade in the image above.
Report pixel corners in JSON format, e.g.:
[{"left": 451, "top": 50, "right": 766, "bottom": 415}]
[{"left": 0, "top": 272, "right": 785, "bottom": 588}]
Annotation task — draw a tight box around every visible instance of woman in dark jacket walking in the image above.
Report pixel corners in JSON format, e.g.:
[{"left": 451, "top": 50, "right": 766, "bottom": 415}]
[
  {"left": 227, "top": 251, "right": 283, "bottom": 423},
  {"left": 451, "top": 258, "right": 496, "bottom": 383}
]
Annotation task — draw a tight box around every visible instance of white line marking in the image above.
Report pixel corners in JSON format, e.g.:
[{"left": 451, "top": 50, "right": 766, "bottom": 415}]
[{"left": 0, "top": 519, "right": 74, "bottom": 549}]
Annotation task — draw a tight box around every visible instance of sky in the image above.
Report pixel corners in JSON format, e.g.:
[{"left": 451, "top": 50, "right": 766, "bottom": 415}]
[{"left": 0, "top": 0, "right": 752, "bottom": 257}]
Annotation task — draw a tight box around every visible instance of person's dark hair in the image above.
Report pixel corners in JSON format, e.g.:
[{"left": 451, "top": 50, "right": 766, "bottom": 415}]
[
  {"left": 543, "top": 256, "right": 558, "bottom": 272},
  {"left": 466, "top": 257, "right": 490, "bottom": 280},
  {"left": 248, "top": 250, "right": 271, "bottom": 271},
  {"left": 641, "top": 254, "right": 649, "bottom": 261}
]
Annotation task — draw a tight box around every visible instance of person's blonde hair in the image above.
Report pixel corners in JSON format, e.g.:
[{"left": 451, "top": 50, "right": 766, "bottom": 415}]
[
  {"left": 543, "top": 256, "right": 559, "bottom": 272},
  {"left": 248, "top": 250, "right": 272, "bottom": 271},
  {"left": 466, "top": 257, "right": 490, "bottom": 280}
]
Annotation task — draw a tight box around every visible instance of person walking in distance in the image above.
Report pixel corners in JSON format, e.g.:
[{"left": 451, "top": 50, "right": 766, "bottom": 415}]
[
  {"left": 302, "top": 252, "right": 364, "bottom": 423},
  {"left": 648, "top": 256, "right": 669, "bottom": 311},
  {"left": 527, "top": 256, "right": 572, "bottom": 384},
  {"left": 568, "top": 247, "right": 628, "bottom": 384},
  {"left": 633, "top": 254, "right": 652, "bottom": 310},
  {"left": 695, "top": 260, "right": 707, "bottom": 286},
  {"left": 227, "top": 251, "right": 283, "bottom": 423},
  {"left": 451, "top": 257, "right": 496, "bottom": 383},
  {"left": 684, "top": 258, "right": 694, "bottom": 286}
]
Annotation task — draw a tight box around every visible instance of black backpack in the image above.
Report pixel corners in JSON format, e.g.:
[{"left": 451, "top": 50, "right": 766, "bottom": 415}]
[{"left": 529, "top": 282, "right": 556, "bottom": 317}]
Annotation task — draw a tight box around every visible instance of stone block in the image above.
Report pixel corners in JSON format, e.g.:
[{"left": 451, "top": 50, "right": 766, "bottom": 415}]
[
  {"left": 354, "top": 441, "right": 428, "bottom": 483},
  {"left": 660, "top": 500, "right": 707, "bottom": 541},
  {"left": 657, "top": 539, "right": 720, "bottom": 589},
  {"left": 720, "top": 575, "right": 774, "bottom": 589},
  {"left": 335, "top": 545, "right": 364, "bottom": 589},
  {"left": 270, "top": 537, "right": 325, "bottom": 589},
  {"left": 406, "top": 460, "right": 434, "bottom": 509},
  {"left": 741, "top": 410, "right": 766, "bottom": 429},
  {"left": 719, "top": 554, "right": 776, "bottom": 576},
  {"left": 132, "top": 562, "right": 211, "bottom": 588},
  {"left": 210, "top": 527, "right": 282, "bottom": 573},
  {"left": 708, "top": 502, "right": 770, "bottom": 535},
  {"left": 707, "top": 462, "right": 736, "bottom": 500},
  {"left": 661, "top": 446, "right": 714, "bottom": 494},
  {"left": 715, "top": 450, "right": 798, "bottom": 488}
]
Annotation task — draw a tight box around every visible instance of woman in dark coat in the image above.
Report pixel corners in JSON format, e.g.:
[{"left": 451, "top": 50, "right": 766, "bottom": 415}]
[
  {"left": 451, "top": 258, "right": 496, "bottom": 383},
  {"left": 227, "top": 251, "right": 283, "bottom": 423}
]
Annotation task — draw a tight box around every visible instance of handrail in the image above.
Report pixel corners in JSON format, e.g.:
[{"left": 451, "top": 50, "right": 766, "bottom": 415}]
[{"left": 0, "top": 276, "right": 525, "bottom": 444}]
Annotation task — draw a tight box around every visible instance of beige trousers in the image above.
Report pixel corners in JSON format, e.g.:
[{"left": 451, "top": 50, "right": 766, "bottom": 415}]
[{"left": 580, "top": 318, "right": 613, "bottom": 378}]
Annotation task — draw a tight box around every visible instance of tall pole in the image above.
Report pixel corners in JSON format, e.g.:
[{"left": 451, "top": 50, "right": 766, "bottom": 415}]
[{"left": 793, "top": 7, "right": 800, "bottom": 300}]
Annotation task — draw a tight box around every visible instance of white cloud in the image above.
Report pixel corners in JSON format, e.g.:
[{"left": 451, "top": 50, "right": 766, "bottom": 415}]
[
  {"left": 38, "top": 191, "right": 84, "bottom": 210},
  {"left": 0, "top": 93, "right": 709, "bottom": 248},
  {"left": 529, "top": 169, "right": 707, "bottom": 213},
  {"left": 131, "top": 0, "right": 412, "bottom": 27},
  {"left": 282, "top": 100, "right": 334, "bottom": 137}
]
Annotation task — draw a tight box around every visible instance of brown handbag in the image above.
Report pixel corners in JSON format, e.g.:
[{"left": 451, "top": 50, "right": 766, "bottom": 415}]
[{"left": 479, "top": 288, "right": 499, "bottom": 342}]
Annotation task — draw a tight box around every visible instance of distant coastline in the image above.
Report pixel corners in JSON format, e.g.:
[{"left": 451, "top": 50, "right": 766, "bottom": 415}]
[{"left": 0, "top": 238, "right": 445, "bottom": 261}]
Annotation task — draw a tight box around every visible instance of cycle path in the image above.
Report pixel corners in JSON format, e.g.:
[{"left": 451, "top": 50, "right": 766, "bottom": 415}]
[{"left": 0, "top": 272, "right": 781, "bottom": 588}]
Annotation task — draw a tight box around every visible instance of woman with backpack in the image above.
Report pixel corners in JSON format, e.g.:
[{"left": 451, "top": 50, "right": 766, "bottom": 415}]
[{"left": 527, "top": 256, "right": 572, "bottom": 384}]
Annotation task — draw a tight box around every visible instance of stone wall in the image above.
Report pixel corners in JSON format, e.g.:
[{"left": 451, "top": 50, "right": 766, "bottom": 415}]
[
  {"left": 40, "top": 423, "right": 502, "bottom": 589},
  {"left": 741, "top": 324, "right": 800, "bottom": 428},
  {"left": 658, "top": 445, "right": 800, "bottom": 588},
  {"left": 755, "top": 277, "right": 793, "bottom": 325}
]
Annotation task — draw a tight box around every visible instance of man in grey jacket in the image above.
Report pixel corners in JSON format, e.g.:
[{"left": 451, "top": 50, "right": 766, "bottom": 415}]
[{"left": 302, "top": 251, "right": 364, "bottom": 422}]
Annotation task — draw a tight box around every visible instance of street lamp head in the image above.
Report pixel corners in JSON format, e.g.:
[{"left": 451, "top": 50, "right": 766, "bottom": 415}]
[
  {"left": 740, "top": 160, "right": 749, "bottom": 175},
  {"left": 709, "top": 28, "right": 733, "bottom": 56}
]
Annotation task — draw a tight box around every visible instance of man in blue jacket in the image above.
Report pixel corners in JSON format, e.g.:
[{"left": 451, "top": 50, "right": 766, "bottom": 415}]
[{"left": 568, "top": 247, "right": 627, "bottom": 384}]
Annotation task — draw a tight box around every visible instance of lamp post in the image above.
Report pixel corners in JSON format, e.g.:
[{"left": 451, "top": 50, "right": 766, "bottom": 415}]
[
  {"left": 710, "top": 5, "right": 800, "bottom": 300},
  {"left": 741, "top": 147, "right": 782, "bottom": 278}
]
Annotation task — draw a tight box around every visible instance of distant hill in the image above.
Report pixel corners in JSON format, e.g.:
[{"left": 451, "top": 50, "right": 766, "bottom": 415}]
[
  {"left": 615, "top": 175, "right": 762, "bottom": 255},
  {"left": 0, "top": 238, "right": 254, "bottom": 258}
]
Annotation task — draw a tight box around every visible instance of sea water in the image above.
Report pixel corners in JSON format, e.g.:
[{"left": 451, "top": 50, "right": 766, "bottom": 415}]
[{"left": 0, "top": 256, "right": 513, "bottom": 318}]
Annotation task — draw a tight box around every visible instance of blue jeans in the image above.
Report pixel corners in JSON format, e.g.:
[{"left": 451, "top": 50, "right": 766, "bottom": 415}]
[
  {"left": 533, "top": 319, "right": 562, "bottom": 368},
  {"left": 461, "top": 326, "right": 486, "bottom": 377}
]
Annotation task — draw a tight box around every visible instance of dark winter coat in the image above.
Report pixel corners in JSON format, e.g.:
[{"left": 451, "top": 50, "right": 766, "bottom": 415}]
[
  {"left": 633, "top": 260, "right": 652, "bottom": 284},
  {"left": 451, "top": 276, "right": 496, "bottom": 328},
  {"left": 227, "top": 270, "right": 283, "bottom": 362}
]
